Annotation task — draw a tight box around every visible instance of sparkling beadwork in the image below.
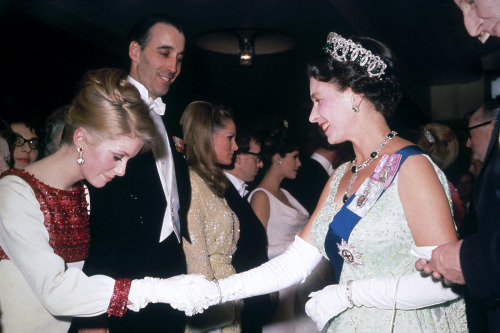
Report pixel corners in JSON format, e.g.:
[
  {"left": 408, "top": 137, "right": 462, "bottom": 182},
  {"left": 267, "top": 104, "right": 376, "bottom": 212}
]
[
  {"left": 0, "top": 169, "right": 90, "bottom": 263},
  {"left": 107, "top": 278, "right": 132, "bottom": 317}
]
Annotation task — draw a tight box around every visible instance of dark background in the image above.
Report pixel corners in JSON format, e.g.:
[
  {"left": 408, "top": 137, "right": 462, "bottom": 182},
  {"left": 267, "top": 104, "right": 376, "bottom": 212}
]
[{"left": 1, "top": 0, "right": 499, "bottom": 178}]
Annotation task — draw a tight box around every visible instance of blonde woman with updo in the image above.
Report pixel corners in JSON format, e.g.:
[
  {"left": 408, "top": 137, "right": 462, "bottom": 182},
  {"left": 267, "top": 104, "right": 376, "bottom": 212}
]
[{"left": 0, "top": 69, "right": 210, "bottom": 333}]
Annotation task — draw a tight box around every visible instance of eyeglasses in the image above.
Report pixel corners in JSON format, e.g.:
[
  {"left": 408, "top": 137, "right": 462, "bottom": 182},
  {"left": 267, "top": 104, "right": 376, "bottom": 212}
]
[
  {"left": 243, "top": 151, "right": 262, "bottom": 163},
  {"left": 467, "top": 120, "right": 494, "bottom": 137},
  {"left": 12, "top": 133, "right": 39, "bottom": 150}
]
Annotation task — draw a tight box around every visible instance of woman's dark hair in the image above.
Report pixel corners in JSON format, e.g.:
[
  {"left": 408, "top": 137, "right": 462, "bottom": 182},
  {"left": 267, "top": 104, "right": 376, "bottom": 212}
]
[
  {"left": 256, "top": 114, "right": 300, "bottom": 172},
  {"left": 307, "top": 35, "right": 402, "bottom": 117}
]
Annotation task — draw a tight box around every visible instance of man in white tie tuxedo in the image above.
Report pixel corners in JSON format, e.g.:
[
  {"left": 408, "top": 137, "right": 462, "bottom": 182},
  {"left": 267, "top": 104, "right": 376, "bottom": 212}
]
[
  {"left": 223, "top": 128, "right": 273, "bottom": 332},
  {"left": 71, "top": 14, "right": 191, "bottom": 332}
]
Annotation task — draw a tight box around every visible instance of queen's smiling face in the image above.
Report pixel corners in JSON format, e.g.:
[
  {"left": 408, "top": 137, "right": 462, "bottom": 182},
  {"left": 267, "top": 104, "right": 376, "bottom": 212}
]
[{"left": 309, "top": 78, "right": 354, "bottom": 145}]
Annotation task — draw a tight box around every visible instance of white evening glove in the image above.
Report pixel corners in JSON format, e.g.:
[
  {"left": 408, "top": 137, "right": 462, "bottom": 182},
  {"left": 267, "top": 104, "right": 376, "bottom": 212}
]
[
  {"left": 305, "top": 245, "right": 460, "bottom": 331},
  {"left": 209, "top": 236, "right": 323, "bottom": 306},
  {"left": 127, "top": 274, "right": 215, "bottom": 315}
]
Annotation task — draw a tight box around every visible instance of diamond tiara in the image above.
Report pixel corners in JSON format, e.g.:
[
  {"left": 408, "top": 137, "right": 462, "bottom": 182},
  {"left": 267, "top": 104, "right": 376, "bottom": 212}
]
[{"left": 323, "top": 32, "right": 387, "bottom": 79}]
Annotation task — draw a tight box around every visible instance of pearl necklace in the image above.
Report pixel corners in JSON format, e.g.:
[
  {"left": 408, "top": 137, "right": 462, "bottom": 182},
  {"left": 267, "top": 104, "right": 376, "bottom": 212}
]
[{"left": 342, "top": 131, "right": 397, "bottom": 203}]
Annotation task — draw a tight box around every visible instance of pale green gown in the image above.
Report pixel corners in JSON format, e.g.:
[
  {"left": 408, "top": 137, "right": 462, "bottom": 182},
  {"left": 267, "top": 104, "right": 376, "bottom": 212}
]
[{"left": 311, "top": 156, "right": 468, "bottom": 332}]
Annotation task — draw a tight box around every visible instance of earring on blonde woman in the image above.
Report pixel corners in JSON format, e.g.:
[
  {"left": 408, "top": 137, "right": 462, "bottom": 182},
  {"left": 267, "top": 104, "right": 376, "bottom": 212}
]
[{"left": 77, "top": 146, "right": 85, "bottom": 165}]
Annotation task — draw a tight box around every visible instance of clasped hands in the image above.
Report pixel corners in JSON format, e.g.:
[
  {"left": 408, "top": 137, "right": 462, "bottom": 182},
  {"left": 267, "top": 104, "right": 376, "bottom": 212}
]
[
  {"left": 414, "top": 239, "right": 465, "bottom": 285},
  {"left": 128, "top": 274, "right": 221, "bottom": 316}
]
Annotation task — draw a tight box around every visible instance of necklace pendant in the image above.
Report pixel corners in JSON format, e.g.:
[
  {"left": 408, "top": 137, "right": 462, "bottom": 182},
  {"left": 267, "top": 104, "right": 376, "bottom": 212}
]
[
  {"left": 350, "top": 165, "right": 357, "bottom": 173},
  {"left": 343, "top": 193, "right": 348, "bottom": 203}
]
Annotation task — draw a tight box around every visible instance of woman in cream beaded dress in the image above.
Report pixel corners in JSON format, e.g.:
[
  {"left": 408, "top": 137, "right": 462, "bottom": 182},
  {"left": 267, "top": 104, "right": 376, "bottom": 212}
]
[
  {"left": 181, "top": 101, "right": 241, "bottom": 333},
  {"left": 184, "top": 33, "right": 467, "bottom": 333}
]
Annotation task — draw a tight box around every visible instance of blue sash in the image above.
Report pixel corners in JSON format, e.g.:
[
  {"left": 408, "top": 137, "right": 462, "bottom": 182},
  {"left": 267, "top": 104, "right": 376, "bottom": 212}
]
[{"left": 324, "top": 145, "right": 423, "bottom": 282}]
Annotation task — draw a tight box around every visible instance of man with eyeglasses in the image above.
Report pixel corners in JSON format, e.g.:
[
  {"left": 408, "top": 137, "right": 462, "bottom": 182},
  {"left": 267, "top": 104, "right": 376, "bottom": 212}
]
[
  {"left": 416, "top": 101, "right": 500, "bottom": 332},
  {"left": 222, "top": 128, "right": 271, "bottom": 332}
]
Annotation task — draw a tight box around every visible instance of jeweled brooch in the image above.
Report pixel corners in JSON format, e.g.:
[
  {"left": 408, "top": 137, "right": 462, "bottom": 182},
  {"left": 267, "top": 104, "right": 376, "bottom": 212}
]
[{"left": 337, "top": 239, "right": 363, "bottom": 267}]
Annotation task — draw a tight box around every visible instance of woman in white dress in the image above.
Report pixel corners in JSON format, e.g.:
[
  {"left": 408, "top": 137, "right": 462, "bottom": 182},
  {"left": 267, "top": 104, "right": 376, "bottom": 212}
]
[{"left": 249, "top": 116, "right": 317, "bottom": 332}]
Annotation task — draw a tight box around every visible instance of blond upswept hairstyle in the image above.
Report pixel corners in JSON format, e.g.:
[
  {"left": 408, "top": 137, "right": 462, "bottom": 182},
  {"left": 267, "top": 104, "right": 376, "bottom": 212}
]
[
  {"left": 406, "top": 123, "right": 459, "bottom": 170},
  {"left": 180, "top": 101, "right": 233, "bottom": 197},
  {"left": 62, "top": 68, "right": 156, "bottom": 151}
]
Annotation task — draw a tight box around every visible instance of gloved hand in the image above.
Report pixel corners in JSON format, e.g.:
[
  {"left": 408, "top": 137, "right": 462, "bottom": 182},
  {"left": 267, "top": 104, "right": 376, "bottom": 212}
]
[
  {"left": 127, "top": 274, "right": 218, "bottom": 316},
  {"left": 305, "top": 283, "right": 352, "bottom": 330},
  {"left": 305, "top": 245, "right": 460, "bottom": 331}
]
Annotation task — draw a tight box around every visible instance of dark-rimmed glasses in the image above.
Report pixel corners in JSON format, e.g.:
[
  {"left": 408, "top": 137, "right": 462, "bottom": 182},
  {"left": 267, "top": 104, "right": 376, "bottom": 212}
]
[
  {"left": 243, "top": 151, "right": 262, "bottom": 163},
  {"left": 12, "top": 133, "right": 39, "bottom": 150},
  {"left": 467, "top": 120, "right": 494, "bottom": 137}
]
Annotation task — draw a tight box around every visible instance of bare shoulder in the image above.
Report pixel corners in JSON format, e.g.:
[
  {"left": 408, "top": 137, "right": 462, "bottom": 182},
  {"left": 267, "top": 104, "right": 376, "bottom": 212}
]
[{"left": 250, "top": 189, "right": 270, "bottom": 204}]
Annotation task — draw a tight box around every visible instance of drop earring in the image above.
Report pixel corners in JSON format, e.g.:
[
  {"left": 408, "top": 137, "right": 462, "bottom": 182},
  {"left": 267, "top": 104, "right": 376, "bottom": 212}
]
[{"left": 77, "top": 146, "right": 85, "bottom": 165}]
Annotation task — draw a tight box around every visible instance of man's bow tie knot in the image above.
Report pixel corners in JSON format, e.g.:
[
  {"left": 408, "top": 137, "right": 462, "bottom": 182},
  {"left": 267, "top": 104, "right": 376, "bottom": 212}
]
[{"left": 150, "top": 98, "right": 166, "bottom": 116}]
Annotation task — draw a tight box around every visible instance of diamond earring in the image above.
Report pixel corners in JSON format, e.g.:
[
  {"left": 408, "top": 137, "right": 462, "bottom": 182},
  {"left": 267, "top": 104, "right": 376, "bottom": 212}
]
[{"left": 77, "top": 146, "right": 85, "bottom": 165}]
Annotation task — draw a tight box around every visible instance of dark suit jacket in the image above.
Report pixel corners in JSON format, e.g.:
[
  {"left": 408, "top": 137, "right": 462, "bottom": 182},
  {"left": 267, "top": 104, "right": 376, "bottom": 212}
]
[
  {"left": 71, "top": 115, "right": 191, "bottom": 332},
  {"left": 225, "top": 181, "right": 272, "bottom": 332},
  {"left": 461, "top": 111, "right": 500, "bottom": 332},
  {"left": 282, "top": 157, "right": 330, "bottom": 215}
]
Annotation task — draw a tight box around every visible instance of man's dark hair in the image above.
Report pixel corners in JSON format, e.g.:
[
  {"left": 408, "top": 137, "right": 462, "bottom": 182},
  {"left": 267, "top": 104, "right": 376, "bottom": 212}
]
[
  {"left": 483, "top": 100, "right": 500, "bottom": 120},
  {"left": 235, "top": 128, "right": 260, "bottom": 154},
  {"left": 128, "top": 13, "right": 184, "bottom": 47}
]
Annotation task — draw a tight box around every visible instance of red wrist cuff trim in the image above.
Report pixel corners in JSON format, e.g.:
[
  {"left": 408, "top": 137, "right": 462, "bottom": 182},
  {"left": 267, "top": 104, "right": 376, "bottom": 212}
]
[{"left": 107, "top": 278, "right": 132, "bottom": 317}]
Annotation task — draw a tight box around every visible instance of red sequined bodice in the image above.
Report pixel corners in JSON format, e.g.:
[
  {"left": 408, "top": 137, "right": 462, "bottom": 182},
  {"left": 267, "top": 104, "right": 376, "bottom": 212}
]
[{"left": 0, "top": 169, "right": 90, "bottom": 263}]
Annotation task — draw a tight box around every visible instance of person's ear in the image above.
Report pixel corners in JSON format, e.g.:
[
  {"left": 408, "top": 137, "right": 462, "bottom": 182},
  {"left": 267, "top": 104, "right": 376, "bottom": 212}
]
[
  {"left": 273, "top": 153, "right": 282, "bottom": 166},
  {"left": 73, "top": 127, "right": 88, "bottom": 148},
  {"left": 351, "top": 92, "right": 364, "bottom": 111},
  {"left": 234, "top": 154, "right": 242, "bottom": 165},
  {"left": 129, "top": 41, "right": 141, "bottom": 63}
]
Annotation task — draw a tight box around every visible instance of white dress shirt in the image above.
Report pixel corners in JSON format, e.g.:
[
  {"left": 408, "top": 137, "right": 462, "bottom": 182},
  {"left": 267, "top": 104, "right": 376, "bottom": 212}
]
[
  {"left": 224, "top": 171, "right": 248, "bottom": 198},
  {"left": 128, "top": 76, "right": 180, "bottom": 242}
]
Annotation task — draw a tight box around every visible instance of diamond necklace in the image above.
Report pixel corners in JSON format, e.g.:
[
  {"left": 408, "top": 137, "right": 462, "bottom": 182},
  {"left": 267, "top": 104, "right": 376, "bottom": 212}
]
[{"left": 342, "top": 131, "right": 397, "bottom": 203}]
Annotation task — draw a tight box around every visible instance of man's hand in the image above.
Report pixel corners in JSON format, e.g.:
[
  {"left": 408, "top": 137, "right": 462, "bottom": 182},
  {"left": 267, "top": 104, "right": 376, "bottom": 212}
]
[{"left": 415, "top": 240, "right": 465, "bottom": 285}]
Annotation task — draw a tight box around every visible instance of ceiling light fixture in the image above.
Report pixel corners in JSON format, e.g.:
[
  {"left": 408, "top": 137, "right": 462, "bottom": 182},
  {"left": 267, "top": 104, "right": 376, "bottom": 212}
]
[{"left": 196, "top": 29, "right": 295, "bottom": 66}]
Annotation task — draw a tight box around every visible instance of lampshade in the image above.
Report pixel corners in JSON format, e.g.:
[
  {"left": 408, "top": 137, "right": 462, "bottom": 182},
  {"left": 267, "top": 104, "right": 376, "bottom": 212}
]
[{"left": 196, "top": 29, "right": 295, "bottom": 65}]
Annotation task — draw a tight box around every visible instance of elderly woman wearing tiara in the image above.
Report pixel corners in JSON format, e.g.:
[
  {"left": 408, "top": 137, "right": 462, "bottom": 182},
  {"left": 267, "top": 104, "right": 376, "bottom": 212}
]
[{"left": 177, "top": 32, "right": 468, "bottom": 332}]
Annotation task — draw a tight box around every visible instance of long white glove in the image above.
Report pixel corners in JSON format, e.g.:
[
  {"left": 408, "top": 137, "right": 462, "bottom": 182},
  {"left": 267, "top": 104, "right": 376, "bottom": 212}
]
[
  {"left": 174, "top": 235, "right": 323, "bottom": 313},
  {"left": 305, "top": 246, "right": 461, "bottom": 331},
  {"left": 127, "top": 274, "right": 215, "bottom": 315}
]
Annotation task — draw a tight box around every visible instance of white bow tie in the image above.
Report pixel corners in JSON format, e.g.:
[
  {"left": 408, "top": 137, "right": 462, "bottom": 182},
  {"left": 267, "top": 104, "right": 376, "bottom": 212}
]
[{"left": 150, "top": 98, "right": 166, "bottom": 116}]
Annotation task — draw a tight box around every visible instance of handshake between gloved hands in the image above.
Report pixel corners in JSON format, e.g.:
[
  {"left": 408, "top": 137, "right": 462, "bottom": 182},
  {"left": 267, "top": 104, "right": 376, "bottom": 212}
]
[
  {"left": 126, "top": 241, "right": 461, "bottom": 332},
  {"left": 127, "top": 235, "right": 323, "bottom": 317},
  {"left": 127, "top": 274, "right": 221, "bottom": 316}
]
